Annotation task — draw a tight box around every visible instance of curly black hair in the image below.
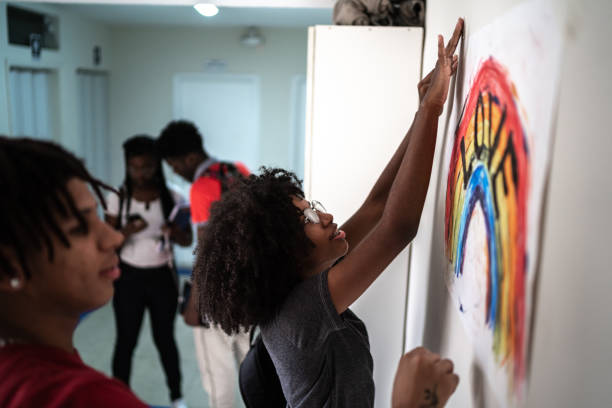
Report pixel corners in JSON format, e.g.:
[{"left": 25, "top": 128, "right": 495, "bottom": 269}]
[
  {"left": 0, "top": 136, "right": 114, "bottom": 279},
  {"left": 194, "top": 168, "right": 314, "bottom": 335},
  {"left": 157, "top": 120, "right": 205, "bottom": 159}
]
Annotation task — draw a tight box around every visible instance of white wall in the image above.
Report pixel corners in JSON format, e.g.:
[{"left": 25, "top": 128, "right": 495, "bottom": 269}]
[
  {"left": 306, "top": 26, "right": 423, "bottom": 408},
  {"left": 108, "top": 25, "right": 308, "bottom": 186},
  {"left": 0, "top": 2, "right": 112, "bottom": 154},
  {"left": 406, "top": 0, "right": 612, "bottom": 407}
]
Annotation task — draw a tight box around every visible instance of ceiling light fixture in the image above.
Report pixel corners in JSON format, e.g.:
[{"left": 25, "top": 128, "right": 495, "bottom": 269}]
[
  {"left": 194, "top": 3, "right": 219, "bottom": 17},
  {"left": 240, "top": 26, "right": 265, "bottom": 47}
]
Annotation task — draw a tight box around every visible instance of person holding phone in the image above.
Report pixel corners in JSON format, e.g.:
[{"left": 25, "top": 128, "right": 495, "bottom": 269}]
[{"left": 105, "top": 135, "right": 192, "bottom": 408}]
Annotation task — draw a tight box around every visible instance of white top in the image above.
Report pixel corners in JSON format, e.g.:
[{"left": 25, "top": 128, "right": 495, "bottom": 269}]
[{"left": 106, "top": 189, "right": 187, "bottom": 268}]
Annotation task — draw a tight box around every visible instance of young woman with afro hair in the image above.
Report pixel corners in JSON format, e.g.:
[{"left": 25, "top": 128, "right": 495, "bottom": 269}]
[{"left": 194, "top": 19, "right": 464, "bottom": 408}]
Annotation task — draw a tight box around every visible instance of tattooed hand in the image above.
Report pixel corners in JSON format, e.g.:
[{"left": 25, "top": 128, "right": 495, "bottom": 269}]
[
  {"left": 420, "top": 385, "right": 439, "bottom": 407},
  {"left": 391, "top": 347, "right": 459, "bottom": 408}
]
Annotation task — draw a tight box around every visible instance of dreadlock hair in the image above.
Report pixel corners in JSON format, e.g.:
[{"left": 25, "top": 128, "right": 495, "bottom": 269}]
[
  {"left": 157, "top": 120, "right": 206, "bottom": 159},
  {"left": 194, "top": 168, "right": 314, "bottom": 335},
  {"left": 0, "top": 136, "right": 114, "bottom": 280},
  {"left": 118, "top": 135, "right": 174, "bottom": 228}
]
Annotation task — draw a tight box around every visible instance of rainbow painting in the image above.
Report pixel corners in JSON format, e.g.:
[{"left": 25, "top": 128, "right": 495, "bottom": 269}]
[
  {"left": 445, "top": 57, "right": 529, "bottom": 394},
  {"left": 437, "top": 3, "right": 563, "bottom": 406}
]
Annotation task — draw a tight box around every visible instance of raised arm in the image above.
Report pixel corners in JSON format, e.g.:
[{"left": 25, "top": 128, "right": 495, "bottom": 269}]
[
  {"left": 340, "top": 20, "right": 462, "bottom": 255},
  {"left": 329, "top": 19, "right": 464, "bottom": 314}
]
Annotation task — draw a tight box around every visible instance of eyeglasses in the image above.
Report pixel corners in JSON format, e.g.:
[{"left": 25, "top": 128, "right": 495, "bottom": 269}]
[{"left": 303, "top": 200, "right": 327, "bottom": 224}]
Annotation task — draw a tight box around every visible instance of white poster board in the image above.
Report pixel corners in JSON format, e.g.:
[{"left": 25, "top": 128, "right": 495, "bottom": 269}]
[{"left": 439, "top": 2, "right": 562, "bottom": 406}]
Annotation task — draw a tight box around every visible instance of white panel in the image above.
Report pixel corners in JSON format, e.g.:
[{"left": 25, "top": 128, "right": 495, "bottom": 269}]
[
  {"left": 93, "top": 75, "right": 110, "bottom": 180},
  {"left": 8, "top": 69, "right": 54, "bottom": 140},
  {"left": 79, "top": 74, "right": 94, "bottom": 171},
  {"left": 32, "top": 72, "right": 51, "bottom": 140},
  {"left": 306, "top": 25, "right": 423, "bottom": 408},
  {"left": 19, "top": 71, "right": 35, "bottom": 138},
  {"left": 8, "top": 70, "right": 23, "bottom": 136},
  {"left": 173, "top": 74, "right": 260, "bottom": 172},
  {"left": 77, "top": 71, "right": 110, "bottom": 181},
  {"left": 289, "top": 75, "right": 307, "bottom": 179},
  {"left": 78, "top": 74, "right": 91, "bottom": 162}
]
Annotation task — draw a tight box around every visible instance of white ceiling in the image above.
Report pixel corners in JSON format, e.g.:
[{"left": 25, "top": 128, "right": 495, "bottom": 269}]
[
  {"left": 32, "top": 0, "right": 335, "bottom": 5},
  {"left": 23, "top": 0, "right": 335, "bottom": 28},
  {"left": 60, "top": 4, "right": 333, "bottom": 27}
]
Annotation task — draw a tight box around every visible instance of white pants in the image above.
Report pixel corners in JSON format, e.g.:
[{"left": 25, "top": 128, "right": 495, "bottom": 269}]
[{"left": 193, "top": 326, "right": 250, "bottom": 408}]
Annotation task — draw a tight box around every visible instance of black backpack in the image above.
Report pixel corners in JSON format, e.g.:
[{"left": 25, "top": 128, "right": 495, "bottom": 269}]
[{"left": 239, "top": 329, "right": 286, "bottom": 408}]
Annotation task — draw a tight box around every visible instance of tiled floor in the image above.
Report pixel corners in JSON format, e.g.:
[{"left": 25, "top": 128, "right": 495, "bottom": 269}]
[{"left": 74, "top": 276, "right": 245, "bottom": 408}]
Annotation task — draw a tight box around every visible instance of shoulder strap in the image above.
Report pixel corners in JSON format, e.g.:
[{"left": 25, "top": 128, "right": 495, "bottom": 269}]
[
  {"left": 239, "top": 332, "right": 286, "bottom": 408},
  {"left": 202, "top": 161, "right": 241, "bottom": 193}
]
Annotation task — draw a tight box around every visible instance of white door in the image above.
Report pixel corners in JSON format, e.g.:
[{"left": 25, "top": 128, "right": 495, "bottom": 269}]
[
  {"left": 77, "top": 70, "right": 110, "bottom": 181},
  {"left": 173, "top": 73, "right": 260, "bottom": 171},
  {"left": 306, "top": 25, "right": 423, "bottom": 408},
  {"left": 8, "top": 68, "right": 55, "bottom": 140}
]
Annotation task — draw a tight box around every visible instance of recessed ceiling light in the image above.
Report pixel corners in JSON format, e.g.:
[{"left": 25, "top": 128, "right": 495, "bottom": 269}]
[{"left": 194, "top": 3, "right": 219, "bottom": 17}]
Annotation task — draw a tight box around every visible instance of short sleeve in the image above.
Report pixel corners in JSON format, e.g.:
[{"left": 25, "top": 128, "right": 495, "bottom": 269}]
[
  {"left": 105, "top": 191, "right": 120, "bottom": 217},
  {"left": 190, "top": 177, "right": 222, "bottom": 226},
  {"left": 271, "top": 269, "right": 344, "bottom": 350}
]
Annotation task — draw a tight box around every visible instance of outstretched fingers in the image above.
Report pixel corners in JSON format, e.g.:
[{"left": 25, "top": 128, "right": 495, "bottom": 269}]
[
  {"left": 437, "top": 34, "right": 446, "bottom": 65},
  {"left": 445, "top": 18, "right": 464, "bottom": 57}
]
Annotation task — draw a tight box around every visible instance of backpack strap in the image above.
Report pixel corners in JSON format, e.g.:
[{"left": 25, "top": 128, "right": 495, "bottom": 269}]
[
  {"left": 202, "top": 161, "right": 242, "bottom": 194},
  {"left": 239, "top": 332, "right": 286, "bottom": 408}
]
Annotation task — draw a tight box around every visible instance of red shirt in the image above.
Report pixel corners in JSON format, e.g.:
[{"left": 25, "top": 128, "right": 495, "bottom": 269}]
[
  {"left": 190, "top": 161, "right": 250, "bottom": 226},
  {"left": 0, "top": 344, "right": 148, "bottom": 408}
]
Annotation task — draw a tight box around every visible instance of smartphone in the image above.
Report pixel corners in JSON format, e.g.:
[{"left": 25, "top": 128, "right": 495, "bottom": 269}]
[
  {"left": 127, "top": 214, "right": 147, "bottom": 229},
  {"left": 127, "top": 214, "right": 144, "bottom": 223}
]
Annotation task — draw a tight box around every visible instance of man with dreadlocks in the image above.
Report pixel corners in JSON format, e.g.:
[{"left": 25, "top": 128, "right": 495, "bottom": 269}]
[
  {"left": 0, "top": 137, "right": 147, "bottom": 407},
  {"left": 105, "top": 135, "right": 192, "bottom": 408}
]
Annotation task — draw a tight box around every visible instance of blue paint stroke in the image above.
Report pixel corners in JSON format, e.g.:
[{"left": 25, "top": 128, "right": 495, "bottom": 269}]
[{"left": 454, "top": 164, "right": 499, "bottom": 328}]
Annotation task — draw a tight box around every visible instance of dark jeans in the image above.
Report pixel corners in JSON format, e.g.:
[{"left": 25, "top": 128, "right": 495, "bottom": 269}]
[{"left": 112, "top": 262, "right": 182, "bottom": 400}]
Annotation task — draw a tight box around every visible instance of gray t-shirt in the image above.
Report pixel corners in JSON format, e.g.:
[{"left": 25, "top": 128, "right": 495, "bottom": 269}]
[{"left": 261, "top": 269, "right": 374, "bottom": 407}]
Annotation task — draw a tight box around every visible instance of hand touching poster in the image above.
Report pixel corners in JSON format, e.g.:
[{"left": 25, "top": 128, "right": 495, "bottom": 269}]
[{"left": 441, "top": 2, "right": 563, "bottom": 406}]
